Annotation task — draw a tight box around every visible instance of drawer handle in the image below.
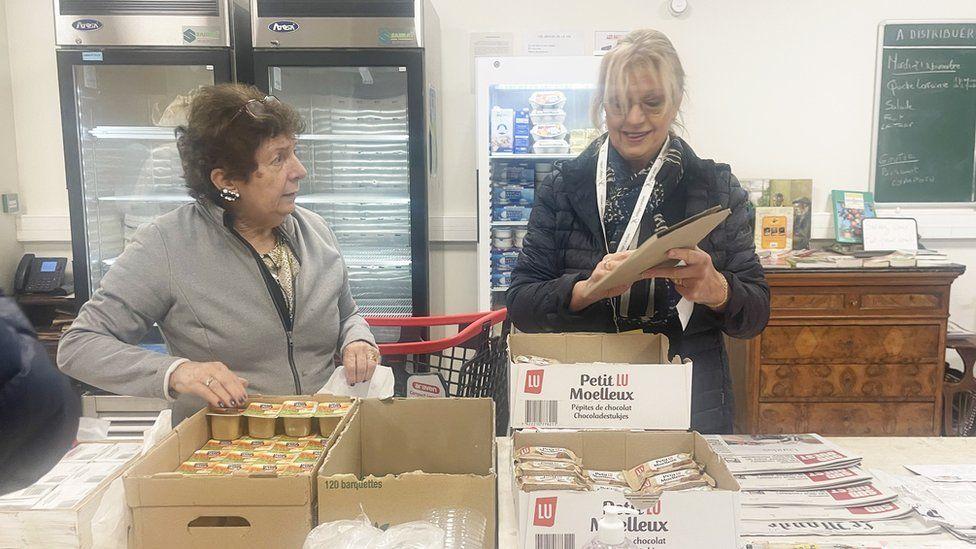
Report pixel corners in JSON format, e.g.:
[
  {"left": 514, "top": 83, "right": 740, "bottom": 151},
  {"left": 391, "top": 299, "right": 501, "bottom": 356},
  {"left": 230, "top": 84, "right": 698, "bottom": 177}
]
[{"left": 849, "top": 298, "right": 860, "bottom": 308}]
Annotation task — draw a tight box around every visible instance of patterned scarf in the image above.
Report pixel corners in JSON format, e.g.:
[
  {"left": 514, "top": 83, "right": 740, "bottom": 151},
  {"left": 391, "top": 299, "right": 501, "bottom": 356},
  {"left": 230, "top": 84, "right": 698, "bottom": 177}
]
[{"left": 603, "top": 134, "right": 685, "bottom": 333}]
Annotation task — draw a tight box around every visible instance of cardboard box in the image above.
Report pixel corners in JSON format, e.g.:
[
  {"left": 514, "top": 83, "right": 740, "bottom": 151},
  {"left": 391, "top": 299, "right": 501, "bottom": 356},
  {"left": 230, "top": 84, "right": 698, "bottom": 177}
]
[
  {"left": 509, "top": 332, "right": 692, "bottom": 430},
  {"left": 318, "top": 398, "right": 497, "bottom": 547},
  {"left": 0, "top": 442, "right": 141, "bottom": 549},
  {"left": 513, "top": 430, "right": 741, "bottom": 549},
  {"left": 124, "top": 395, "right": 354, "bottom": 549}
]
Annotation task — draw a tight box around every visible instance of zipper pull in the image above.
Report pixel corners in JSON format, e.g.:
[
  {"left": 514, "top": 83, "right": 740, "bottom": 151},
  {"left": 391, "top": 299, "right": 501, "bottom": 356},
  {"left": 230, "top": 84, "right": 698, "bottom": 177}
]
[{"left": 286, "top": 330, "right": 294, "bottom": 347}]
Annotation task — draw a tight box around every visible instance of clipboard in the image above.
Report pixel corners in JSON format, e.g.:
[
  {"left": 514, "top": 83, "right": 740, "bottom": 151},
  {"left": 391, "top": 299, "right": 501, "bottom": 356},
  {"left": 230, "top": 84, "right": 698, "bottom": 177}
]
[{"left": 584, "top": 206, "right": 731, "bottom": 299}]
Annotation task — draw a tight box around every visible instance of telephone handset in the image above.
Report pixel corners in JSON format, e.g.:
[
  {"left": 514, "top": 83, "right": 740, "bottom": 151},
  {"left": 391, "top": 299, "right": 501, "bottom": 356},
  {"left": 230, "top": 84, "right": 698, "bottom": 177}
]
[{"left": 14, "top": 254, "right": 68, "bottom": 295}]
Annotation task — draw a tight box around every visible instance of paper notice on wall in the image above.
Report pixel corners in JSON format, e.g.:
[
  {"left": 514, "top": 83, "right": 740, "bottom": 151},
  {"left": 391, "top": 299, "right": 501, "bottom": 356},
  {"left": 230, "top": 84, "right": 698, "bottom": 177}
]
[
  {"left": 522, "top": 31, "right": 584, "bottom": 56},
  {"left": 594, "top": 31, "right": 629, "bottom": 55},
  {"left": 471, "top": 32, "right": 514, "bottom": 58},
  {"left": 470, "top": 32, "right": 514, "bottom": 92}
]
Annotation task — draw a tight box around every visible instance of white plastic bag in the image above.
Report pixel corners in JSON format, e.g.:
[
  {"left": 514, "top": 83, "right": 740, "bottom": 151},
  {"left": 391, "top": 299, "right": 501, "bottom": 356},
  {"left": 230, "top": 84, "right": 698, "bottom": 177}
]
[
  {"left": 303, "top": 517, "right": 381, "bottom": 549},
  {"left": 318, "top": 365, "right": 394, "bottom": 398},
  {"left": 304, "top": 514, "right": 445, "bottom": 549},
  {"left": 90, "top": 410, "right": 172, "bottom": 549},
  {"left": 75, "top": 417, "right": 111, "bottom": 442}
]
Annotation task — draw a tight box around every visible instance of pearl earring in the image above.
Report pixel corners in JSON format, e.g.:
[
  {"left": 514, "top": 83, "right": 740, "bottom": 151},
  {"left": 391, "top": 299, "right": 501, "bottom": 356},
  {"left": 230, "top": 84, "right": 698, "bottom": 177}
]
[{"left": 219, "top": 188, "right": 240, "bottom": 202}]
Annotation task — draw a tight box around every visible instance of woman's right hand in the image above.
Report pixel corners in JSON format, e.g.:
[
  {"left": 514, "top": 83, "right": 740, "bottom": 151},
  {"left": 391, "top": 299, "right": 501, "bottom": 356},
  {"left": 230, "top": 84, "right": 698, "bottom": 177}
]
[
  {"left": 169, "top": 361, "right": 249, "bottom": 409},
  {"left": 569, "top": 250, "right": 636, "bottom": 312}
]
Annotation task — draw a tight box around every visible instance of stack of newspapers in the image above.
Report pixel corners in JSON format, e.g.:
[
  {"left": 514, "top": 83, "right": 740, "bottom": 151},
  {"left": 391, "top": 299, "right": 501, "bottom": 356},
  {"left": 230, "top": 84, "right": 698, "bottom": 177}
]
[{"left": 704, "top": 434, "right": 941, "bottom": 538}]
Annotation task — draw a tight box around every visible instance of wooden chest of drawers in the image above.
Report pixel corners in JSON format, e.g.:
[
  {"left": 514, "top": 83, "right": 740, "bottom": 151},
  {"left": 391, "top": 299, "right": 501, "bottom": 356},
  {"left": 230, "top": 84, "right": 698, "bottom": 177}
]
[{"left": 728, "top": 266, "right": 964, "bottom": 436}]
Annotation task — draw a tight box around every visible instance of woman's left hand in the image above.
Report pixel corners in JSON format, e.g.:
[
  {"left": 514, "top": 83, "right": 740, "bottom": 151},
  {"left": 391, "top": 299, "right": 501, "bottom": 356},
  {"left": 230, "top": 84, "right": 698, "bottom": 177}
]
[
  {"left": 643, "top": 247, "right": 729, "bottom": 310},
  {"left": 342, "top": 341, "right": 380, "bottom": 385}
]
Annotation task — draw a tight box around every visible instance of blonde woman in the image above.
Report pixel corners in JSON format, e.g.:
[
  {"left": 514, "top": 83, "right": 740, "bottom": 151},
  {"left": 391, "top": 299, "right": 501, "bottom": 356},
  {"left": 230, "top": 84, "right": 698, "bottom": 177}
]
[{"left": 507, "top": 29, "right": 770, "bottom": 433}]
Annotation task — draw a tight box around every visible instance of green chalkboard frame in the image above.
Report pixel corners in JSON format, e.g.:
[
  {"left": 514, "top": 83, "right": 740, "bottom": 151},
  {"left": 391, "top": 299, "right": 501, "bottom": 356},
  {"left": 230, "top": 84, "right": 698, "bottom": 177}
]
[{"left": 871, "top": 20, "right": 976, "bottom": 205}]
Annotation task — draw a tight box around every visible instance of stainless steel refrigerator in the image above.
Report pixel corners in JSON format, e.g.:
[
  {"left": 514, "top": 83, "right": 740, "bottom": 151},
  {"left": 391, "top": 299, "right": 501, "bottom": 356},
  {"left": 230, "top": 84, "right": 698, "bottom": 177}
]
[
  {"left": 55, "top": 0, "right": 235, "bottom": 302},
  {"left": 245, "top": 0, "right": 440, "bottom": 327}
]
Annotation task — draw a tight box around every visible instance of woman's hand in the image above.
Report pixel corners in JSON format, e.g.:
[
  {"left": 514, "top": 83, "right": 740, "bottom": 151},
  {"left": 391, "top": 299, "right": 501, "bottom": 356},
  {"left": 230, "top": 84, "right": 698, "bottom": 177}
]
[
  {"left": 342, "top": 341, "right": 380, "bottom": 385},
  {"left": 643, "top": 247, "right": 729, "bottom": 310},
  {"left": 570, "top": 251, "right": 638, "bottom": 312},
  {"left": 169, "top": 361, "right": 249, "bottom": 408}
]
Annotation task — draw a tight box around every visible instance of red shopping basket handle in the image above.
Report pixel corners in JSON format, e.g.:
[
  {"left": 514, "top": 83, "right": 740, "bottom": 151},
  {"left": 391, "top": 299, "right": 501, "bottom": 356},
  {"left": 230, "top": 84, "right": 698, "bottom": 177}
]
[{"left": 365, "top": 309, "right": 508, "bottom": 355}]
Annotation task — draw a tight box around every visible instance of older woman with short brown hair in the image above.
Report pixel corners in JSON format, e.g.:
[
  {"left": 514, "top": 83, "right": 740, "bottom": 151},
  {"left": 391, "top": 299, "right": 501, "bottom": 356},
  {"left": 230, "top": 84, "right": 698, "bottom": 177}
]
[
  {"left": 59, "top": 84, "right": 379, "bottom": 422},
  {"left": 507, "top": 29, "right": 770, "bottom": 433}
]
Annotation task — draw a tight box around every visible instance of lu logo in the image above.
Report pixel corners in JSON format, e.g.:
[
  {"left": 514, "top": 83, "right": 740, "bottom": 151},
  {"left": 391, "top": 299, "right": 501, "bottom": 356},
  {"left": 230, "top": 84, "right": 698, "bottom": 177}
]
[
  {"left": 533, "top": 497, "right": 557, "bottom": 527},
  {"left": 524, "top": 369, "right": 544, "bottom": 394}
]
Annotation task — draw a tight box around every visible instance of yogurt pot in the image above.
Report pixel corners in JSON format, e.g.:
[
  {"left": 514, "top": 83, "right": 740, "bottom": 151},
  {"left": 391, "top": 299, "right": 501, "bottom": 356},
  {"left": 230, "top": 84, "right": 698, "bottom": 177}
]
[
  {"left": 492, "top": 228, "right": 514, "bottom": 249},
  {"left": 243, "top": 402, "right": 282, "bottom": 439},
  {"left": 314, "top": 402, "right": 353, "bottom": 436},
  {"left": 280, "top": 400, "right": 318, "bottom": 437},
  {"left": 207, "top": 408, "right": 244, "bottom": 441}
]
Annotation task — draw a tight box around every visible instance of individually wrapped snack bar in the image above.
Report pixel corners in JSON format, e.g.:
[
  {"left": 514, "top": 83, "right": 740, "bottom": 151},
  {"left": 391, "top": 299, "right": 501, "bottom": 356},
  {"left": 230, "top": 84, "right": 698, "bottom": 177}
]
[
  {"left": 513, "top": 355, "right": 560, "bottom": 366},
  {"left": 638, "top": 469, "right": 715, "bottom": 494},
  {"left": 515, "top": 446, "right": 581, "bottom": 465},
  {"left": 517, "top": 474, "right": 588, "bottom": 492},
  {"left": 583, "top": 469, "right": 629, "bottom": 488},
  {"left": 623, "top": 453, "right": 696, "bottom": 490},
  {"left": 515, "top": 460, "right": 582, "bottom": 477}
]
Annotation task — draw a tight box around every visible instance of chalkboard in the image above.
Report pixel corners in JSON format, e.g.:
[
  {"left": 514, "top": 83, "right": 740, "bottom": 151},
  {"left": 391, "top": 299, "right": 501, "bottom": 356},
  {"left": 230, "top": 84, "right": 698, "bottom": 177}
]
[{"left": 872, "top": 22, "right": 976, "bottom": 203}]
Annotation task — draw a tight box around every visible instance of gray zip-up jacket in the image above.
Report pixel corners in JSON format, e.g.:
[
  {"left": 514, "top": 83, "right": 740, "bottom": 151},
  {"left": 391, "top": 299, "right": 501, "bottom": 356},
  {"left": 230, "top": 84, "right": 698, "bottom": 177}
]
[{"left": 58, "top": 200, "right": 376, "bottom": 422}]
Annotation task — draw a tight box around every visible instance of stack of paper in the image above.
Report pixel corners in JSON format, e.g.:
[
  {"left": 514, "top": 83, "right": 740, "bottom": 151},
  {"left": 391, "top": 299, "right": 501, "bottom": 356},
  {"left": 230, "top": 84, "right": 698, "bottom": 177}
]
[
  {"left": 0, "top": 442, "right": 141, "bottom": 548},
  {"left": 876, "top": 468, "right": 976, "bottom": 543},
  {"left": 705, "top": 435, "right": 942, "bottom": 538}
]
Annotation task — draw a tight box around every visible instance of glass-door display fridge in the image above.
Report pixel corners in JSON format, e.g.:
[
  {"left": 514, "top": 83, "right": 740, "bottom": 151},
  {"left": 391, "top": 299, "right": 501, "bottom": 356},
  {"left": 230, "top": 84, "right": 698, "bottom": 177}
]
[
  {"left": 248, "top": 0, "right": 440, "bottom": 328},
  {"left": 475, "top": 56, "right": 603, "bottom": 310},
  {"left": 55, "top": 1, "right": 234, "bottom": 302}
]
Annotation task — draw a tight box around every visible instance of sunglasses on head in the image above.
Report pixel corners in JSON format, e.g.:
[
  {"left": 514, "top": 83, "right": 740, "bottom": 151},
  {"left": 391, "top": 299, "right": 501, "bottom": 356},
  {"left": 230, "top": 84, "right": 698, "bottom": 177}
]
[{"left": 229, "top": 95, "right": 281, "bottom": 124}]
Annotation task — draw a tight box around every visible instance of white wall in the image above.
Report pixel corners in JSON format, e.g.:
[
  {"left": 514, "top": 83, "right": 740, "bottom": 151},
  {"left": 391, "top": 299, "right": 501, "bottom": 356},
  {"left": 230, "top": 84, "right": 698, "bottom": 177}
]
[
  {"left": 0, "top": 4, "right": 23, "bottom": 292},
  {"left": 3, "top": 0, "right": 974, "bottom": 327}
]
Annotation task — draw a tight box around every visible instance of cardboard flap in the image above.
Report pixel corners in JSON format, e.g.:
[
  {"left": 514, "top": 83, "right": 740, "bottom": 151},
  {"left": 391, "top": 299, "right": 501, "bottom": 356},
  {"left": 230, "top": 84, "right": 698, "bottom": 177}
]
[
  {"left": 360, "top": 398, "right": 494, "bottom": 476},
  {"left": 510, "top": 332, "right": 670, "bottom": 364}
]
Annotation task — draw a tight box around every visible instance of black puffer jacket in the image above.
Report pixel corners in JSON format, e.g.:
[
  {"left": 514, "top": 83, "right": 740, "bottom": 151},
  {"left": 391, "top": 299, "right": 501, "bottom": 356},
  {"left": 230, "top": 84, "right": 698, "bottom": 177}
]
[
  {"left": 507, "top": 135, "right": 770, "bottom": 433},
  {"left": 0, "top": 297, "right": 81, "bottom": 495}
]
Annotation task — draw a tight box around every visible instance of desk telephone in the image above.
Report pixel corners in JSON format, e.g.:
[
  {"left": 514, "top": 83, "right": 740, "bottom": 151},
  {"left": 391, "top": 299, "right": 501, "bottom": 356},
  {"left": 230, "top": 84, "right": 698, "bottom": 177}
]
[{"left": 14, "top": 254, "right": 68, "bottom": 295}]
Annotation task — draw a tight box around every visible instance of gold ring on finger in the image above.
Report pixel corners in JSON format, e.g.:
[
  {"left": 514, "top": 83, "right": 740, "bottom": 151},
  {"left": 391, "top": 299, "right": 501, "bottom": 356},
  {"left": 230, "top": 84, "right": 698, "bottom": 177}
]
[{"left": 204, "top": 376, "right": 215, "bottom": 388}]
